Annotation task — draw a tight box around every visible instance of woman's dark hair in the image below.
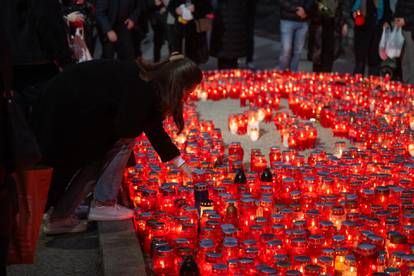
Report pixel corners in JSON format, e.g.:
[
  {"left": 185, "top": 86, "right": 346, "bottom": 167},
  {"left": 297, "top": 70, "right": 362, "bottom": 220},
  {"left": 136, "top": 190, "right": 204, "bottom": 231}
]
[{"left": 136, "top": 54, "right": 203, "bottom": 133}]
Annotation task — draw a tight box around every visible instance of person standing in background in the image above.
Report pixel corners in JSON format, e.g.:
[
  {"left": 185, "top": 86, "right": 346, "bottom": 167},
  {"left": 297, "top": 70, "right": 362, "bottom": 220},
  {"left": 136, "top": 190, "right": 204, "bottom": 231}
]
[
  {"left": 210, "top": 0, "right": 249, "bottom": 69},
  {"left": 309, "top": 0, "right": 352, "bottom": 72},
  {"left": 352, "top": 0, "right": 391, "bottom": 76},
  {"left": 147, "top": 0, "right": 168, "bottom": 62},
  {"left": 246, "top": 0, "right": 258, "bottom": 69},
  {"left": 1, "top": 0, "right": 72, "bottom": 117},
  {"left": 278, "top": 0, "right": 315, "bottom": 71},
  {"left": 394, "top": 0, "right": 414, "bottom": 84},
  {"left": 62, "top": 0, "right": 97, "bottom": 56},
  {"left": 96, "top": 0, "right": 142, "bottom": 60},
  {"left": 169, "top": 0, "right": 213, "bottom": 64}
]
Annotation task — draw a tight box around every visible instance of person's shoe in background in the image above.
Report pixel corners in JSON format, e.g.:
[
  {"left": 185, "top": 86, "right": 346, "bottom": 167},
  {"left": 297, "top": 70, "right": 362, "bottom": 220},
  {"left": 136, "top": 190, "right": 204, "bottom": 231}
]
[
  {"left": 88, "top": 201, "right": 134, "bottom": 221},
  {"left": 44, "top": 215, "right": 88, "bottom": 235}
]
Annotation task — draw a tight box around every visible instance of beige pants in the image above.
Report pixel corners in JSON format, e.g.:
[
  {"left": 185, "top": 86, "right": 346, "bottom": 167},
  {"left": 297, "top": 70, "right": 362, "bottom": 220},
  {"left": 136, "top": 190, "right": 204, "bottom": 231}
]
[{"left": 402, "top": 30, "right": 414, "bottom": 85}]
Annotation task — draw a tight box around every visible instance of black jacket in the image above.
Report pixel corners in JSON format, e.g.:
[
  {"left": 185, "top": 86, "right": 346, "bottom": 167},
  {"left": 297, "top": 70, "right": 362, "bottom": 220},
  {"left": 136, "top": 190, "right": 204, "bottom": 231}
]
[
  {"left": 210, "top": 0, "right": 248, "bottom": 59},
  {"left": 394, "top": 0, "right": 414, "bottom": 34},
  {"left": 32, "top": 60, "right": 180, "bottom": 168},
  {"left": 96, "top": 0, "right": 142, "bottom": 34},
  {"left": 0, "top": 0, "right": 71, "bottom": 66},
  {"left": 279, "top": 0, "right": 315, "bottom": 21}
]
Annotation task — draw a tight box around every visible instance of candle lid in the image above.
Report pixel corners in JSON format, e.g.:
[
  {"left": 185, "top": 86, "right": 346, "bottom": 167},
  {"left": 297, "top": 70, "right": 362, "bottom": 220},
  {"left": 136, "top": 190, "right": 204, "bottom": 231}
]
[
  {"left": 293, "top": 220, "right": 306, "bottom": 229},
  {"left": 384, "top": 268, "right": 401, "bottom": 275},
  {"left": 156, "top": 245, "right": 173, "bottom": 255},
  {"left": 389, "top": 233, "right": 408, "bottom": 244},
  {"left": 294, "top": 255, "right": 311, "bottom": 263},
  {"left": 291, "top": 238, "right": 307, "bottom": 247},
  {"left": 304, "top": 264, "right": 322, "bottom": 272},
  {"left": 309, "top": 234, "right": 324, "bottom": 245},
  {"left": 256, "top": 266, "right": 277, "bottom": 274},
  {"left": 176, "top": 246, "right": 192, "bottom": 256},
  {"left": 199, "top": 239, "right": 214, "bottom": 249},
  {"left": 356, "top": 243, "right": 376, "bottom": 256},
  {"left": 250, "top": 224, "right": 263, "bottom": 231},
  {"left": 238, "top": 258, "right": 254, "bottom": 265},
  {"left": 260, "top": 233, "right": 275, "bottom": 241},
  {"left": 401, "top": 254, "right": 414, "bottom": 264},
  {"left": 206, "top": 252, "right": 222, "bottom": 262},
  {"left": 212, "top": 264, "right": 228, "bottom": 271},
  {"left": 275, "top": 261, "right": 290, "bottom": 268},
  {"left": 318, "top": 256, "right": 333, "bottom": 264},
  {"left": 335, "top": 247, "right": 348, "bottom": 255},
  {"left": 375, "top": 186, "right": 390, "bottom": 195},
  {"left": 267, "top": 239, "right": 283, "bottom": 247},
  {"left": 285, "top": 270, "right": 301, "bottom": 276},
  {"left": 194, "top": 182, "right": 208, "bottom": 191},
  {"left": 333, "top": 235, "right": 345, "bottom": 243},
  {"left": 242, "top": 239, "right": 257, "bottom": 246},
  {"left": 227, "top": 258, "right": 239, "bottom": 266},
  {"left": 245, "top": 247, "right": 259, "bottom": 254},
  {"left": 321, "top": 248, "right": 335, "bottom": 257}
]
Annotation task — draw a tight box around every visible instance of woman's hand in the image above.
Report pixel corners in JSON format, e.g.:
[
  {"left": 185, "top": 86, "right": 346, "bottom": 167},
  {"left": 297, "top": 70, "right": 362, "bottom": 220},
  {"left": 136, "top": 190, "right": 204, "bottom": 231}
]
[
  {"left": 395, "top": 18, "right": 406, "bottom": 28},
  {"left": 187, "top": 4, "right": 195, "bottom": 13},
  {"left": 106, "top": 30, "right": 118, "bottom": 42},
  {"left": 296, "top": 7, "right": 306, "bottom": 19},
  {"left": 180, "top": 163, "right": 193, "bottom": 178}
]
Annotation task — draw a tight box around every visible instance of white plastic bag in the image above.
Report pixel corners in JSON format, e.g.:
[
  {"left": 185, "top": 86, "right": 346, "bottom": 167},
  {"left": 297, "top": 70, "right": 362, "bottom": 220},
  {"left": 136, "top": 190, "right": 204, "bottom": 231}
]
[
  {"left": 386, "top": 27, "right": 405, "bottom": 59},
  {"left": 379, "top": 25, "right": 391, "bottom": 60},
  {"left": 180, "top": 4, "right": 193, "bottom": 21},
  {"left": 72, "top": 29, "right": 92, "bottom": 63}
]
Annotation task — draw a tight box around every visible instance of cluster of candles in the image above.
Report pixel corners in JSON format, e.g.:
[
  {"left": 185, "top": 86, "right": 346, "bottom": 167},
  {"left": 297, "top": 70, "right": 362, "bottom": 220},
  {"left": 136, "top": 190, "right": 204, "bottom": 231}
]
[
  {"left": 127, "top": 70, "right": 414, "bottom": 275},
  {"left": 228, "top": 109, "right": 273, "bottom": 141},
  {"left": 273, "top": 112, "right": 318, "bottom": 150}
]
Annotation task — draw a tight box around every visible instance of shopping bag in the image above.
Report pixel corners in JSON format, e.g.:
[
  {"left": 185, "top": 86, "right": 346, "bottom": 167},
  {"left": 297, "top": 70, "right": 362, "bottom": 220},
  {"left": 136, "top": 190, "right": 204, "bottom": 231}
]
[
  {"left": 386, "top": 27, "right": 405, "bottom": 59},
  {"left": 379, "top": 25, "right": 391, "bottom": 60},
  {"left": 72, "top": 33, "right": 92, "bottom": 63},
  {"left": 8, "top": 166, "right": 53, "bottom": 264}
]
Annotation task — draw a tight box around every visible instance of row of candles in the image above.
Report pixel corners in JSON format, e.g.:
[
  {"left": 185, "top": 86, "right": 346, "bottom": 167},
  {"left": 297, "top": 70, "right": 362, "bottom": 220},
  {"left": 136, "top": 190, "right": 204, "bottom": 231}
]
[{"left": 128, "top": 70, "right": 414, "bottom": 275}]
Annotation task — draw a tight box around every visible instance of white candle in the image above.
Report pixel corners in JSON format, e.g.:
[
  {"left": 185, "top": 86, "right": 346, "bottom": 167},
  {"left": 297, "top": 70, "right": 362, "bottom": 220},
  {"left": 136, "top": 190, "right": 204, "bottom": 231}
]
[{"left": 249, "top": 128, "right": 259, "bottom": 141}]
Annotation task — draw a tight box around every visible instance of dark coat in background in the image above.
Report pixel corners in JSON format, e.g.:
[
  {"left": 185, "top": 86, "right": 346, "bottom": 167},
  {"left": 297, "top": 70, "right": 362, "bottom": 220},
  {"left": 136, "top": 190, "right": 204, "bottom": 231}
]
[
  {"left": 279, "top": 0, "right": 315, "bottom": 22},
  {"left": 0, "top": 0, "right": 72, "bottom": 67},
  {"left": 308, "top": 0, "right": 352, "bottom": 71},
  {"left": 394, "top": 0, "right": 414, "bottom": 38},
  {"left": 32, "top": 60, "right": 180, "bottom": 207},
  {"left": 210, "top": 0, "right": 248, "bottom": 59},
  {"left": 0, "top": 0, "right": 70, "bottom": 117},
  {"left": 96, "top": 0, "right": 142, "bottom": 34},
  {"left": 168, "top": 0, "right": 213, "bottom": 64}
]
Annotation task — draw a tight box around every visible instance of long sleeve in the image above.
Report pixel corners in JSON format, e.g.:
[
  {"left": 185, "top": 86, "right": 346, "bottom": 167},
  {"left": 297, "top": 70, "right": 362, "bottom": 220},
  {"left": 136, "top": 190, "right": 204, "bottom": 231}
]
[
  {"left": 279, "top": 0, "right": 296, "bottom": 13},
  {"left": 340, "top": 0, "right": 353, "bottom": 26},
  {"left": 395, "top": 0, "right": 414, "bottom": 29},
  {"left": 167, "top": 0, "right": 180, "bottom": 17},
  {"left": 143, "top": 116, "right": 180, "bottom": 162},
  {"left": 33, "top": 0, "right": 72, "bottom": 67},
  {"left": 303, "top": 0, "right": 315, "bottom": 15},
  {"left": 96, "top": 0, "right": 112, "bottom": 34},
  {"left": 128, "top": 0, "right": 143, "bottom": 24}
]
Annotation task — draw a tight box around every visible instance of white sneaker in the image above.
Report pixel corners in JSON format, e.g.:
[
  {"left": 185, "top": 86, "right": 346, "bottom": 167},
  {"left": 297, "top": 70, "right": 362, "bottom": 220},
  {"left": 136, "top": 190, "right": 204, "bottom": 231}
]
[
  {"left": 88, "top": 204, "right": 134, "bottom": 221},
  {"left": 43, "top": 216, "right": 88, "bottom": 235}
]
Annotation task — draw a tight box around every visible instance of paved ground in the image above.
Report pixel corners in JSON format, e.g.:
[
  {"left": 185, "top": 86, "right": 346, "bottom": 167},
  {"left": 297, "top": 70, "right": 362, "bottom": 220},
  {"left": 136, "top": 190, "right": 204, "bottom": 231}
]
[
  {"left": 7, "top": 224, "right": 101, "bottom": 276},
  {"left": 196, "top": 98, "right": 350, "bottom": 166}
]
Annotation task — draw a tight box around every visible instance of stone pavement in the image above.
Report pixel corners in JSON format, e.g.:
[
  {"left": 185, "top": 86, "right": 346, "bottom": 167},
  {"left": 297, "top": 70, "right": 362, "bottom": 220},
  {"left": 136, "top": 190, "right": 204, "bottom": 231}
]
[
  {"left": 7, "top": 224, "right": 100, "bottom": 276},
  {"left": 141, "top": 33, "right": 355, "bottom": 73}
]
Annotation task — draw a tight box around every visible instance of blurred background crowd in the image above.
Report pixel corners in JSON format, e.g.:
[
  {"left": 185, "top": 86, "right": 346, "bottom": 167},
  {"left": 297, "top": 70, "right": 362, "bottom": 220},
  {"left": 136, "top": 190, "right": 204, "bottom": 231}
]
[{"left": 0, "top": 0, "right": 413, "bottom": 86}]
